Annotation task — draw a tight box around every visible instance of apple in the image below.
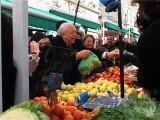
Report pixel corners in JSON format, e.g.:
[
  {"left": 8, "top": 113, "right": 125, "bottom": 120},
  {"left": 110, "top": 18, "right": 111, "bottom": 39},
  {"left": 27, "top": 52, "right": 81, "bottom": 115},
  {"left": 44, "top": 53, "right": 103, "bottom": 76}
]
[
  {"left": 94, "top": 85, "right": 101, "bottom": 90},
  {"left": 89, "top": 88, "right": 98, "bottom": 98},
  {"left": 80, "top": 84, "right": 86, "bottom": 90},
  {"left": 107, "top": 85, "right": 113, "bottom": 91},
  {"left": 102, "top": 81, "right": 109, "bottom": 87},
  {"left": 126, "top": 88, "right": 134, "bottom": 94},
  {"left": 94, "top": 78, "right": 104, "bottom": 85},
  {"left": 86, "top": 85, "right": 93, "bottom": 92},
  {"left": 73, "top": 93, "right": 79, "bottom": 99},
  {"left": 99, "top": 86, "right": 106, "bottom": 93},
  {"left": 66, "top": 84, "right": 73, "bottom": 91},
  {"left": 61, "top": 94, "right": 68, "bottom": 101},
  {"left": 57, "top": 97, "right": 61, "bottom": 103},
  {"left": 87, "top": 82, "right": 95, "bottom": 87},
  {"left": 102, "top": 92, "right": 109, "bottom": 97},
  {"left": 57, "top": 91, "right": 63, "bottom": 97},
  {"left": 67, "top": 94, "right": 73, "bottom": 98},
  {"left": 110, "top": 83, "right": 118, "bottom": 89},
  {"left": 67, "top": 96, "right": 75, "bottom": 103},
  {"left": 59, "top": 100, "right": 66, "bottom": 106},
  {"left": 72, "top": 88, "right": 80, "bottom": 93},
  {"left": 63, "top": 91, "right": 70, "bottom": 95},
  {"left": 61, "top": 82, "right": 67, "bottom": 90},
  {"left": 112, "top": 89, "right": 119, "bottom": 94},
  {"left": 75, "top": 82, "right": 81, "bottom": 86}
]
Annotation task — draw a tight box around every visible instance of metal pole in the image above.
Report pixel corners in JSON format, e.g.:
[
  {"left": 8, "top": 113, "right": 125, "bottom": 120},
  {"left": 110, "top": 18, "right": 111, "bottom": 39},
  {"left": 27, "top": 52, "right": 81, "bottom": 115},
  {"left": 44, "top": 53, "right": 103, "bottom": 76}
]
[
  {"left": 0, "top": 0, "right": 3, "bottom": 112},
  {"left": 73, "top": 0, "right": 80, "bottom": 25},
  {"left": 102, "top": 21, "right": 105, "bottom": 44},
  {"left": 117, "top": 0, "right": 124, "bottom": 98},
  {"left": 13, "top": 0, "right": 29, "bottom": 104},
  {"left": 128, "top": 27, "right": 130, "bottom": 42}
]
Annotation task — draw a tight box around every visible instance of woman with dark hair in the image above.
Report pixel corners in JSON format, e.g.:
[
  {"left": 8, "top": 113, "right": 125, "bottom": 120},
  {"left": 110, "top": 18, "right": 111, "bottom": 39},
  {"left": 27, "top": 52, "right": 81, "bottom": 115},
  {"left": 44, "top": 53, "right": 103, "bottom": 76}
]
[
  {"left": 131, "top": 0, "right": 160, "bottom": 100},
  {"left": 1, "top": 12, "right": 17, "bottom": 111},
  {"left": 83, "top": 34, "right": 95, "bottom": 49}
]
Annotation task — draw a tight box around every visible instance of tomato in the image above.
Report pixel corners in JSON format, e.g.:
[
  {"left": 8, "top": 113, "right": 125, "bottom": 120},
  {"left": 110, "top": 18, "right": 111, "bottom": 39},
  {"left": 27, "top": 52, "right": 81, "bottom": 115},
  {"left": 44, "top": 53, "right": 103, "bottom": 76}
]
[
  {"left": 40, "top": 96, "right": 47, "bottom": 101},
  {"left": 77, "top": 105, "right": 84, "bottom": 111},
  {"left": 112, "top": 74, "right": 117, "bottom": 78},
  {"left": 62, "top": 110, "right": 72, "bottom": 119},
  {"left": 33, "top": 97, "right": 41, "bottom": 102},
  {"left": 64, "top": 115, "right": 74, "bottom": 120},
  {"left": 73, "top": 110, "right": 83, "bottom": 120},
  {"left": 85, "top": 112, "right": 93, "bottom": 120},
  {"left": 66, "top": 106, "right": 77, "bottom": 114},
  {"left": 67, "top": 100, "right": 75, "bottom": 106},
  {"left": 40, "top": 100, "right": 48, "bottom": 105},
  {"left": 43, "top": 104, "right": 52, "bottom": 117},
  {"left": 53, "top": 104, "right": 64, "bottom": 116},
  {"left": 52, "top": 114, "right": 60, "bottom": 120}
]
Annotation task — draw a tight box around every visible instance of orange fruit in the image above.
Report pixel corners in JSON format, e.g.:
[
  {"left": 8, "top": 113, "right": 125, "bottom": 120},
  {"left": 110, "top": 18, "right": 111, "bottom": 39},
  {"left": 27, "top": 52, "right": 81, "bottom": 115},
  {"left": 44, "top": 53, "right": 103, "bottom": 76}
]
[
  {"left": 62, "top": 110, "right": 72, "bottom": 119},
  {"left": 43, "top": 104, "right": 52, "bottom": 117},
  {"left": 52, "top": 114, "right": 60, "bottom": 120},
  {"left": 64, "top": 115, "right": 74, "bottom": 120},
  {"left": 66, "top": 106, "right": 77, "bottom": 114},
  {"left": 40, "top": 96, "right": 47, "bottom": 101},
  {"left": 33, "top": 97, "right": 41, "bottom": 102},
  {"left": 85, "top": 112, "right": 93, "bottom": 120},
  {"left": 41, "top": 100, "right": 48, "bottom": 105},
  {"left": 67, "top": 100, "right": 75, "bottom": 106},
  {"left": 92, "top": 108, "right": 99, "bottom": 115},
  {"left": 77, "top": 105, "right": 84, "bottom": 111},
  {"left": 53, "top": 104, "right": 64, "bottom": 116},
  {"left": 73, "top": 110, "right": 83, "bottom": 120}
]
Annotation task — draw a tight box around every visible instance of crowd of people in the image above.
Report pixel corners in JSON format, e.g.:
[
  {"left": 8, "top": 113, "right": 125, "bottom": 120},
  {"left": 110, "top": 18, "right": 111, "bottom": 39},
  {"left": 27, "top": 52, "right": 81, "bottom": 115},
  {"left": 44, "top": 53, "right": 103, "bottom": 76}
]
[
  {"left": 29, "top": 22, "right": 120, "bottom": 98},
  {"left": 1, "top": 0, "right": 160, "bottom": 112}
]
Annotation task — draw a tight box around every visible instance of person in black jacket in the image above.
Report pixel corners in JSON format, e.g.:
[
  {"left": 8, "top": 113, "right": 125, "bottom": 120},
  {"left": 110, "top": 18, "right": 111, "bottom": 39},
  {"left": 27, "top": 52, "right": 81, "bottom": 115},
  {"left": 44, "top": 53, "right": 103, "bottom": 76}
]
[
  {"left": 1, "top": 12, "right": 17, "bottom": 111},
  {"left": 51, "top": 23, "right": 119, "bottom": 84},
  {"left": 114, "top": 9, "right": 151, "bottom": 66},
  {"left": 131, "top": 0, "right": 160, "bottom": 100}
]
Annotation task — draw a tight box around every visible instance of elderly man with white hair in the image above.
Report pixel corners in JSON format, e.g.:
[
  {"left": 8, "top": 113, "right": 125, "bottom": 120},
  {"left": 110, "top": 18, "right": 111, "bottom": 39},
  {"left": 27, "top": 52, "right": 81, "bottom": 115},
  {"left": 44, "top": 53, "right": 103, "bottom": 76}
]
[{"left": 51, "top": 22, "right": 119, "bottom": 84}]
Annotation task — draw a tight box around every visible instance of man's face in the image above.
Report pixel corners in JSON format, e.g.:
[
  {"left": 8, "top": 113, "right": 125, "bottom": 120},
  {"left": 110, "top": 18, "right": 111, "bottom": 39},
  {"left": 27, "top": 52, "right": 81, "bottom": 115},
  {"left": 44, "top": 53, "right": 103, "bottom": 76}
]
[
  {"left": 107, "top": 36, "right": 115, "bottom": 45},
  {"left": 63, "top": 26, "right": 77, "bottom": 45}
]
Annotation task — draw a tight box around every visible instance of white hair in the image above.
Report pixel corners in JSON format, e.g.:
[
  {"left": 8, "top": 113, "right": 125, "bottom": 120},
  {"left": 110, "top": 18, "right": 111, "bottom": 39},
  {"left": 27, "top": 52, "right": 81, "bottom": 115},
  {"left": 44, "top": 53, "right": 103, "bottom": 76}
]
[{"left": 58, "top": 23, "right": 75, "bottom": 36}]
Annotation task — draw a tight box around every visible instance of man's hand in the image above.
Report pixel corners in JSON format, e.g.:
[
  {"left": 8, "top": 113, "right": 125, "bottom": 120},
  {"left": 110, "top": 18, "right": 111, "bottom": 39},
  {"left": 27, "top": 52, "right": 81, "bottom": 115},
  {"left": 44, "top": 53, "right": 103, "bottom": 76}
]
[
  {"left": 76, "top": 50, "right": 91, "bottom": 60},
  {"left": 107, "top": 49, "right": 119, "bottom": 59}
]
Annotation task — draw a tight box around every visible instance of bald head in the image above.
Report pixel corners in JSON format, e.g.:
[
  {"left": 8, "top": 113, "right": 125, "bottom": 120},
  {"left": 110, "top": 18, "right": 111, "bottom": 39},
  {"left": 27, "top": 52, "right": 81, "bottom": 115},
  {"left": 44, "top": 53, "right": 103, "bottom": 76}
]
[{"left": 58, "top": 23, "right": 77, "bottom": 45}]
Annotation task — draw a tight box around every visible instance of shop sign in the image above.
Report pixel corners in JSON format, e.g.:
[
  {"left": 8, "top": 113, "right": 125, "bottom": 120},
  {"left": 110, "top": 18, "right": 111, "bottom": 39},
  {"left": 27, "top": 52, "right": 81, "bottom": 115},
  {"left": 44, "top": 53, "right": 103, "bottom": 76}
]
[{"left": 28, "top": 0, "right": 99, "bottom": 21}]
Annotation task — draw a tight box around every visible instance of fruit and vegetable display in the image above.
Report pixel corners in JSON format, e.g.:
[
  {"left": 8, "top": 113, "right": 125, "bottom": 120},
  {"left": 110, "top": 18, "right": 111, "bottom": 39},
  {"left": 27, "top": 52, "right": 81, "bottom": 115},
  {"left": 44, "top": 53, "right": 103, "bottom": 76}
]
[
  {"left": 1, "top": 66, "right": 154, "bottom": 120},
  {"left": 31, "top": 96, "right": 99, "bottom": 120},
  {"left": 82, "top": 66, "right": 134, "bottom": 86},
  {"left": 93, "top": 93, "right": 160, "bottom": 120},
  {"left": 0, "top": 101, "right": 50, "bottom": 120}
]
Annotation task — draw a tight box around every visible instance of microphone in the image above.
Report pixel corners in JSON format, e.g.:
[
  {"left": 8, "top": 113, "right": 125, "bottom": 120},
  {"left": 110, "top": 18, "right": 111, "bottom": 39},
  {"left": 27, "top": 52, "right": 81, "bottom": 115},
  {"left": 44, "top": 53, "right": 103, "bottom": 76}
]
[{"left": 99, "top": 0, "right": 120, "bottom": 12}]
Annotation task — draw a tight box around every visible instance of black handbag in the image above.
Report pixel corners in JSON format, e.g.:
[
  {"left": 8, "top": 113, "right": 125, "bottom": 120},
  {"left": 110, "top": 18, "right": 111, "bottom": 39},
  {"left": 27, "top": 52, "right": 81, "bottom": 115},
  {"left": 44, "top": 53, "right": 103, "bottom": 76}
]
[{"left": 34, "top": 45, "right": 77, "bottom": 83}]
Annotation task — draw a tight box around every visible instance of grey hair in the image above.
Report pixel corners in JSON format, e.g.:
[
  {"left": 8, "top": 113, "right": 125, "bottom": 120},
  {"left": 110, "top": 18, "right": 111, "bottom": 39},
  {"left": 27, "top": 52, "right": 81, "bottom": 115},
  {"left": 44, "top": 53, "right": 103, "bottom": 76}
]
[{"left": 58, "top": 23, "right": 75, "bottom": 36}]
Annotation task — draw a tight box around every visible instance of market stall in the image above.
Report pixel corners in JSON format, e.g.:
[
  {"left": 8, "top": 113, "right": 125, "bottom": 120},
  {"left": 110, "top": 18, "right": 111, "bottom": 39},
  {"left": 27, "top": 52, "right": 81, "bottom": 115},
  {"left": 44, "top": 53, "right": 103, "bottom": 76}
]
[{"left": 1, "top": 0, "right": 159, "bottom": 120}]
